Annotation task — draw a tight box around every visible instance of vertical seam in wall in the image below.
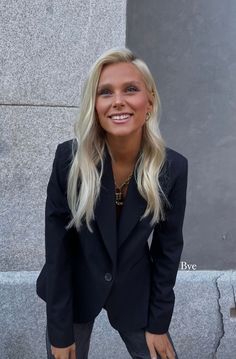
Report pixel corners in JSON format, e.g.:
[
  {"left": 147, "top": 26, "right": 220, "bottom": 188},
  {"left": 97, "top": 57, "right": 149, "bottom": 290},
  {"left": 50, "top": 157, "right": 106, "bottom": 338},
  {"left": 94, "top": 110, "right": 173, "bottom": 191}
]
[
  {"left": 213, "top": 273, "right": 225, "bottom": 358},
  {"left": 230, "top": 270, "right": 236, "bottom": 309}
]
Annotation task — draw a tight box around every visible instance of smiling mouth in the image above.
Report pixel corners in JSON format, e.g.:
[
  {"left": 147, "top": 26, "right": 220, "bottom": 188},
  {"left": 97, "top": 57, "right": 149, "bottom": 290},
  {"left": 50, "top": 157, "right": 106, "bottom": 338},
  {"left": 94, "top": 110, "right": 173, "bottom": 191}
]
[{"left": 108, "top": 113, "right": 133, "bottom": 122}]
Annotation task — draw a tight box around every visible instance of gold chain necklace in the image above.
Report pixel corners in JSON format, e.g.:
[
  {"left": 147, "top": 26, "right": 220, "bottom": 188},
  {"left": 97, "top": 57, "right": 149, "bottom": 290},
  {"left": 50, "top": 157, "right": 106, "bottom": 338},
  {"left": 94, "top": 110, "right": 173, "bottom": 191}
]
[{"left": 115, "top": 173, "right": 133, "bottom": 206}]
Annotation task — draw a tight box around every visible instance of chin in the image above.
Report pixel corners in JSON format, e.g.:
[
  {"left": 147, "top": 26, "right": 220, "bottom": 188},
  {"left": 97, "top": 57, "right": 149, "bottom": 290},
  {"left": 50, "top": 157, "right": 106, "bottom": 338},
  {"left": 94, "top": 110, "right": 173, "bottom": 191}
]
[{"left": 106, "top": 129, "right": 134, "bottom": 137}]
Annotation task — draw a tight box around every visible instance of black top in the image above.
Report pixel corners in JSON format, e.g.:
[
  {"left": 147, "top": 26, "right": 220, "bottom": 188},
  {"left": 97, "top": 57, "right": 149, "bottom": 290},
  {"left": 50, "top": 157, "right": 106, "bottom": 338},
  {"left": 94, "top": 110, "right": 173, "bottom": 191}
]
[{"left": 116, "top": 203, "right": 123, "bottom": 228}]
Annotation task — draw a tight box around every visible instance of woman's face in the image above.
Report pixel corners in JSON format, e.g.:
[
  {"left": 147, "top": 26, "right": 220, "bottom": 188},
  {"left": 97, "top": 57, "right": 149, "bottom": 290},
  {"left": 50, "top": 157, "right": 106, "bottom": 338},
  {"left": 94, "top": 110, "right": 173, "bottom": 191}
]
[{"left": 95, "top": 62, "right": 152, "bottom": 141}]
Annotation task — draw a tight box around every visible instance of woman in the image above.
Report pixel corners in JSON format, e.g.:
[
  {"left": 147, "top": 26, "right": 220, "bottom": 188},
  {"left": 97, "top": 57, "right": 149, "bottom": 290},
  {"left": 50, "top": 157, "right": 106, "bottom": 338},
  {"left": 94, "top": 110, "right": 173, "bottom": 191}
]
[{"left": 36, "top": 47, "right": 188, "bottom": 359}]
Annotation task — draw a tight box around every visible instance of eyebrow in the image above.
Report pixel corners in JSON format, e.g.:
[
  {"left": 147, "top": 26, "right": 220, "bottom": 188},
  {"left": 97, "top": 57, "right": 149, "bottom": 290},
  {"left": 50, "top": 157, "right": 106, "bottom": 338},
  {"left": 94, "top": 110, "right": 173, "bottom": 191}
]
[{"left": 97, "top": 81, "right": 142, "bottom": 91}]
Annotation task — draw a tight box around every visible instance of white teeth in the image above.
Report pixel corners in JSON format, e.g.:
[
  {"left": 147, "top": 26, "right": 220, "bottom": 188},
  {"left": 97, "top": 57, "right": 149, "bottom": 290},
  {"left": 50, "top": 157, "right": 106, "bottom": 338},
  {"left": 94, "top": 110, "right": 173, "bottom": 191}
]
[{"left": 110, "top": 114, "right": 130, "bottom": 120}]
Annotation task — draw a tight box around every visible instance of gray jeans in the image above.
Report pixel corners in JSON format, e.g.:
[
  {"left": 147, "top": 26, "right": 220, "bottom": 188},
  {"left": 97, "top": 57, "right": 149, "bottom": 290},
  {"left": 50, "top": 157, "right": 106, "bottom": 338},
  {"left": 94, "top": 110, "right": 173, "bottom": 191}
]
[{"left": 46, "top": 321, "right": 179, "bottom": 359}]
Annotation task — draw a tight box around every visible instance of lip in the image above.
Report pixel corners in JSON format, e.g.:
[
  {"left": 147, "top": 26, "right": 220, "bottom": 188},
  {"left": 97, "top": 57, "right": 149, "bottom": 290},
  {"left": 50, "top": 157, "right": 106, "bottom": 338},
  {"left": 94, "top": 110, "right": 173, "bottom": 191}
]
[
  {"left": 108, "top": 113, "right": 133, "bottom": 124},
  {"left": 108, "top": 112, "right": 133, "bottom": 124},
  {"left": 108, "top": 112, "right": 133, "bottom": 118}
]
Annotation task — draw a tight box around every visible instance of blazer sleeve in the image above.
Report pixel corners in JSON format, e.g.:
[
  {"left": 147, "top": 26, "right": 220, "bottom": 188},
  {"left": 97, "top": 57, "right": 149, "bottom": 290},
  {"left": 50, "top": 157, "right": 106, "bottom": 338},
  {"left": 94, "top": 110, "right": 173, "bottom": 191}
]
[
  {"left": 45, "top": 143, "right": 75, "bottom": 348},
  {"left": 145, "top": 154, "right": 188, "bottom": 334}
]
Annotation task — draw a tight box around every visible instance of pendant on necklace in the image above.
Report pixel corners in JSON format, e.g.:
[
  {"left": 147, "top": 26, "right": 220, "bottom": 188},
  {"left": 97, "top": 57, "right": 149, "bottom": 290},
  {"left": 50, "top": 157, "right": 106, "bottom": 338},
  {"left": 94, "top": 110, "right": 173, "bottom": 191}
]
[
  {"left": 115, "top": 188, "right": 123, "bottom": 206},
  {"left": 114, "top": 173, "right": 133, "bottom": 206}
]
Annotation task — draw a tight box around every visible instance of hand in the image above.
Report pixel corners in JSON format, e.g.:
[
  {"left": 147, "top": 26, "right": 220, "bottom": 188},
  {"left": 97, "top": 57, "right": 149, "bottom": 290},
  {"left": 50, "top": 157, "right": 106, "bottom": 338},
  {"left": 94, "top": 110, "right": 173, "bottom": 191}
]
[
  {"left": 145, "top": 331, "right": 176, "bottom": 359},
  {"left": 51, "top": 343, "right": 76, "bottom": 359}
]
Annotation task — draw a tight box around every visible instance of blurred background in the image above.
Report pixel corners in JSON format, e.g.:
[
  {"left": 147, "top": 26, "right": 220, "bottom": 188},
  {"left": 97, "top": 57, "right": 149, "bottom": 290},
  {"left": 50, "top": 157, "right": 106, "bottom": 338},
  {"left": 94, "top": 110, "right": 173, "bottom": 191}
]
[{"left": 127, "top": 0, "right": 236, "bottom": 270}]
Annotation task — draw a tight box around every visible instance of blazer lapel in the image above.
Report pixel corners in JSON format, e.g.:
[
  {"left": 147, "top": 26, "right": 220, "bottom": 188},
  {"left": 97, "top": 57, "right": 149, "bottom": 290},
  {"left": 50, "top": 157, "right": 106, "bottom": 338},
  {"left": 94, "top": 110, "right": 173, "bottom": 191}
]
[
  {"left": 94, "top": 145, "right": 159, "bottom": 257},
  {"left": 117, "top": 172, "right": 149, "bottom": 248},
  {"left": 117, "top": 160, "right": 169, "bottom": 248},
  {"left": 94, "top": 146, "right": 117, "bottom": 263}
]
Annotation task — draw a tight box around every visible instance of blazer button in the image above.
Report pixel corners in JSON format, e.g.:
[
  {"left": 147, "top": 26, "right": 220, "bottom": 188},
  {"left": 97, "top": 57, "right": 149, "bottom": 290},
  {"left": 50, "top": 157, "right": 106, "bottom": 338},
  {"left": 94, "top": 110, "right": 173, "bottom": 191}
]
[{"left": 104, "top": 273, "right": 113, "bottom": 282}]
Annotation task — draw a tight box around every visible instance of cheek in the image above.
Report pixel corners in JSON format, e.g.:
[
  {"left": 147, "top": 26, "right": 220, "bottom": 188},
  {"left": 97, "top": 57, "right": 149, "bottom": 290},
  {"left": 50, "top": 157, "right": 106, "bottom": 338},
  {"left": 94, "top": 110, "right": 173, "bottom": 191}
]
[
  {"left": 95, "top": 100, "right": 108, "bottom": 119},
  {"left": 134, "top": 98, "right": 150, "bottom": 114},
  {"left": 95, "top": 100, "right": 101, "bottom": 116},
  {"left": 95, "top": 102, "right": 107, "bottom": 128}
]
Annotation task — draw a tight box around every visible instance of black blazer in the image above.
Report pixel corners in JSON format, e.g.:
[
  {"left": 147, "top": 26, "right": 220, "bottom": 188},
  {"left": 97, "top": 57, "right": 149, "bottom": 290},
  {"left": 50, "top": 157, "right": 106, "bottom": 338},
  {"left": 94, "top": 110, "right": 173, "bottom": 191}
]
[{"left": 36, "top": 139, "right": 188, "bottom": 348}]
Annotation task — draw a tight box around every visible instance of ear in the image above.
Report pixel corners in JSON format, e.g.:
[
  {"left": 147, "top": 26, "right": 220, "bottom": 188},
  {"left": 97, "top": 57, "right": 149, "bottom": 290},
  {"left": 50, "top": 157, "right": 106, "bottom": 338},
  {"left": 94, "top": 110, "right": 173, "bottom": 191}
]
[{"left": 147, "top": 99, "right": 153, "bottom": 113}]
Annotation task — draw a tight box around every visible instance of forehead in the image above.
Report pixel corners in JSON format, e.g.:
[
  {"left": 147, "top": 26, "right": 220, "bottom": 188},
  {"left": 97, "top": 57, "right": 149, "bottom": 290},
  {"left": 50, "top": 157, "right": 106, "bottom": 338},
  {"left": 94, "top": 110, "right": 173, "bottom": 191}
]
[{"left": 98, "top": 62, "right": 145, "bottom": 85}]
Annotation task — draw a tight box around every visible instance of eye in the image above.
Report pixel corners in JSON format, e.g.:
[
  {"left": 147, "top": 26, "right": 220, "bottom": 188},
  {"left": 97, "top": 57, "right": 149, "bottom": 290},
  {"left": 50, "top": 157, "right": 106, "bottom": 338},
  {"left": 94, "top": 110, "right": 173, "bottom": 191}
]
[
  {"left": 98, "top": 88, "right": 112, "bottom": 96},
  {"left": 126, "top": 86, "right": 139, "bottom": 93}
]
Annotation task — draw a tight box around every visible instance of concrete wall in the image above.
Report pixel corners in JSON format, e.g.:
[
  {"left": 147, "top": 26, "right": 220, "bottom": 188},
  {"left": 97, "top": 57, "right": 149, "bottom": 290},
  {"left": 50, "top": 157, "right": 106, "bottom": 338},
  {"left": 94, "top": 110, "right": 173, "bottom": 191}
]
[
  {"left": 0, "top": 0, "right": 127, "bottom": 271},
  {"left": 0, "top": 271, "right": 235, "bottom": 359},
  {"left": 127, "top": 0, "right": 236, "bottom": 270}
]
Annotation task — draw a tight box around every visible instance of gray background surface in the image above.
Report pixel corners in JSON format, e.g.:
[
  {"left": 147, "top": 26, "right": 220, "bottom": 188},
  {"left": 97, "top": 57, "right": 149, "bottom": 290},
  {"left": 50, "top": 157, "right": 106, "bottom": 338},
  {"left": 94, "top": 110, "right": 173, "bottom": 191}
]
[
  {"left": 0, "top": 0, "right": 127, "bottom": 271},
  {"left": 1, "top": 270, "right": 235, "bottom": 359},
  {"left": 127, "top": 0, "right": 236, "bottom": 270}
]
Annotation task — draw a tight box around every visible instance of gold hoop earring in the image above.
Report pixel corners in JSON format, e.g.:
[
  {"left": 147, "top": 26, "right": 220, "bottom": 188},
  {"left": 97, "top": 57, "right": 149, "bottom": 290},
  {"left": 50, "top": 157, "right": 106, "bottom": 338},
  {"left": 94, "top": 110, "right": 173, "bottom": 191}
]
[{"left": 145, "top": 112, "right": 151, "bottom": 122}]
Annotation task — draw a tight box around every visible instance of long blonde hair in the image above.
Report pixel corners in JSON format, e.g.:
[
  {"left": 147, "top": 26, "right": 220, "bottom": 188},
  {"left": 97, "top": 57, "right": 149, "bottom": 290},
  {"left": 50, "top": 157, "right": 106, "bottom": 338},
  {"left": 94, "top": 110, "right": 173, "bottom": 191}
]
[{"left": 66, "top": 47, "right": 169, "bottom": 232}]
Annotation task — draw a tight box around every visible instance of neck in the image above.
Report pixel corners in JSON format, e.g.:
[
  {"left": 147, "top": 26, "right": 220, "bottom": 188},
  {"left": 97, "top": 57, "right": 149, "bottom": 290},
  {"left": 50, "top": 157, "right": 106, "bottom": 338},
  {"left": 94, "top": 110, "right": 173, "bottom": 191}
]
[{"left": 105, "top": 134, "right": 142, "bottom": 165}]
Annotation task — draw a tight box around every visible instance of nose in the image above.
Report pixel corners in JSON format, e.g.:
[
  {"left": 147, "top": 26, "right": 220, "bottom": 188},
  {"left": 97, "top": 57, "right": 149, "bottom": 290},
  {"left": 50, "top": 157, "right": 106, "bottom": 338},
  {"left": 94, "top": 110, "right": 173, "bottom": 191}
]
[{"left": 112, "top": 92, "right": 125, "bottom": 108}]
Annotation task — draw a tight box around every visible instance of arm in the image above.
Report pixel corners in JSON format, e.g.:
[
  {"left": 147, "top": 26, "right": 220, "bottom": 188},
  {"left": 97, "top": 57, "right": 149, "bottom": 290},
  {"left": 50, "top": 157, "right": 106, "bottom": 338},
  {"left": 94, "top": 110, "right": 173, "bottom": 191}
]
[
  {"left": 45, "top": 143, "right": 75, "bottom": 348},
  {"left": 146, "top": 155, "right": 188, "bottom": 334}
]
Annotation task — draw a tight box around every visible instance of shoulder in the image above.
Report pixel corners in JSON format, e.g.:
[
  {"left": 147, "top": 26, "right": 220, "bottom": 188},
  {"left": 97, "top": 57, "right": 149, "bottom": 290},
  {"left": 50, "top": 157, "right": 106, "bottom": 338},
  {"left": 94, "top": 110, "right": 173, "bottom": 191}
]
[
  {"left": 50, "top": 139, "right": 76, "bottom": 187},
  {"left": 165, "top": 146, "right": 188, "bottom": 175},
  {"left": 159, "top": 147, "right": 188, "bottom": 195},
  {"left": 166, "top": 147, "right": 188, "bottom": 167},
  {"left": 57, "top": 138, "right": 76, "bottom": 158},
  {"left": 54, "top": 138, "right": 77, "bottom": 168}
]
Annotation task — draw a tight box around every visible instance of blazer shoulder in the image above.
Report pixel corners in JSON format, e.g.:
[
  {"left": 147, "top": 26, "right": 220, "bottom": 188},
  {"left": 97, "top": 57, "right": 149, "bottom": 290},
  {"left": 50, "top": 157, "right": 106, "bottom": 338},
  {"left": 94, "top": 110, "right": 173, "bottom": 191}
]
[
  {"left": 53, "top": 138, "right": 78, "bottom": 169},
  {"left": 165, "top": 146, "right": 188, "bottom": 175},
  {"left": 57, "top": 138, "right": 76, "bottom": 158},
  {"left": 159, "top": 147, "right": 188, "bottom": 196},
  {"left": 166, "top": 146, "right": 188, "bottom": 164},
  {"left": 50, "top": 139, "right": 76, "bottom": 190}
]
